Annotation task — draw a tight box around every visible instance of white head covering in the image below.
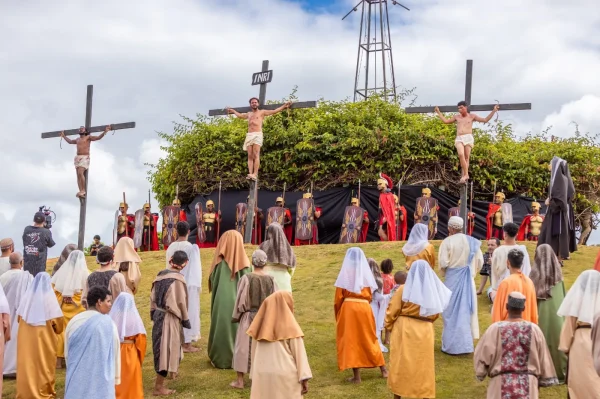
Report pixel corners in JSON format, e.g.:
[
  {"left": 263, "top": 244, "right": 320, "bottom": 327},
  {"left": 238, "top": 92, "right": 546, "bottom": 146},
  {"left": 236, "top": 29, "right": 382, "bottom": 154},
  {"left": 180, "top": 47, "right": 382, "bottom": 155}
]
[
  {"left": 181, "top": 244, "right": 202, "bottom": 289},
  {"left": 448, "top": 216, "right": 464, "bottom": 230},
  {"left": 0, "top": 283, "right": 10, "bottom": 315},
  {"left": 402, "top": 224, "right": 430, "bottom": 257},
  {"left": 334, "top": 247, "right": 379, "bottom": 294},
  {"left": 109, "top": 292, "right": 146, "bottom": 341},
  {"left": 17, "top": 273, "right": 63, "bottom": 326},
  {"left": 402, "top": 260, "right": 452, "bottom": 317},
  {"left": 51, "top": 250, "right": 90, "bottom": 296},
  {"left": 557, "top": 270, "right": 600, "bottom": 324}
]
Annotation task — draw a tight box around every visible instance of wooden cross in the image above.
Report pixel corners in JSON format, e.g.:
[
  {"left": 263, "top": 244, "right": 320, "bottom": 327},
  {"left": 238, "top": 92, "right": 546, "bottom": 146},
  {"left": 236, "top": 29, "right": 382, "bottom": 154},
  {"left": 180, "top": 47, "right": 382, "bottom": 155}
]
[
  {"left": 41, "top": 85, "right": 136, "bottom": 250},
  {"left": 208, "top": 60, "right": 318, "bottom": 243},
  {"left": 405, "top": 59, "right": 532, "bottom": 227}
]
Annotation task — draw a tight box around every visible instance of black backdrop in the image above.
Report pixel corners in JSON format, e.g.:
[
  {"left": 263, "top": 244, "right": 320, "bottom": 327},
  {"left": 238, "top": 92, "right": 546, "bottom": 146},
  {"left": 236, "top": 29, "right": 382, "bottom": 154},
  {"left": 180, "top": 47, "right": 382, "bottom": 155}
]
[{"left": 184, "top": 186, "right": 546, "bottom": 244}]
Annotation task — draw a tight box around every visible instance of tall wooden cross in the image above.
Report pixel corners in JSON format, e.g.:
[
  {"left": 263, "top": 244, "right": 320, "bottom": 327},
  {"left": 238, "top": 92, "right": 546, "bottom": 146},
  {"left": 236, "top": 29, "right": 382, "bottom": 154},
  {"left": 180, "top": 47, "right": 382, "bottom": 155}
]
[
  {"left": 208, "top": 60, "right": 318, "bottom": 243},
  {"left": 404, "top": 59, "right": 532, "bottom": 232},
  {"left": 41, "top": 85, "right": 136, "bottom": 250}
]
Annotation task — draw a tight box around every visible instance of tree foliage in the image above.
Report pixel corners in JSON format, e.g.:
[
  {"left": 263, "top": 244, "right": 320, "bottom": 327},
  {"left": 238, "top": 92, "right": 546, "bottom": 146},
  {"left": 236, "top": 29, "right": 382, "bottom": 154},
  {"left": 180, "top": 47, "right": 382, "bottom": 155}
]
[{"left": 148, "top": 93, "right": 600, "bottom": 233}]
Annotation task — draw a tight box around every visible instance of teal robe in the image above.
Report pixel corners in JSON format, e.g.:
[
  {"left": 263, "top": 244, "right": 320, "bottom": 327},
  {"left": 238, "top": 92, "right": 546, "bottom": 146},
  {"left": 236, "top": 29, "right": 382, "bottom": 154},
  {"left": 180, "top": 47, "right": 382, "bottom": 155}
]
[
  {"left": 208, "top": 260, "right": 250, "bottom": 369},
  {"left": 537, "top": 281, "right": 567, "bottom": 383}
]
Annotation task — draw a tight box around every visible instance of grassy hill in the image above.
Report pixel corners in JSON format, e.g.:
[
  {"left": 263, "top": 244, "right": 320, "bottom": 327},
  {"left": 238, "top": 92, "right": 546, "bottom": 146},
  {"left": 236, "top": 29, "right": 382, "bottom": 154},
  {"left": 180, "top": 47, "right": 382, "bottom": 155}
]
[{"left": 5, "top": 241, "right": 597, "bottom": 398}]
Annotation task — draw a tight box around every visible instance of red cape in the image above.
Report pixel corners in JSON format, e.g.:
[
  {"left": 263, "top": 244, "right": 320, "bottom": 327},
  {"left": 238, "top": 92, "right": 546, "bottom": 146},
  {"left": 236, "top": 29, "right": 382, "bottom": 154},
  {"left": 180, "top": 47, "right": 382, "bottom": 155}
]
[
  {"left": 295, "top": 207, "right": 321, "bottom": 246},
  {"left": 486, "top": 204, "right": 502, "bottom": 240},
  {"left": 198, "top": 219, "right": 219, "bottom": 248},
  {"left": 284, "top": 208, "right": 293, "bottom": 244},
  {"left": 379, "top": 193, "right": 396, "bottom": 241},
  {"left": 179, "top": 210, "right": 187, "bottom": 222},
  {"left": 467, "top": 212, "right": 475, "bottom": 236},
  {"left": 141, "top": 214, "right": 159, "bottom": 251},
  {"left": 126, "top": 214, "right": 135, "bottom": 239},
  {"left": 398, "top": 206, "right": 408, "bottom": 241},
  {"left": 360, "top": 211, "right": 369, "bottom": 243}
]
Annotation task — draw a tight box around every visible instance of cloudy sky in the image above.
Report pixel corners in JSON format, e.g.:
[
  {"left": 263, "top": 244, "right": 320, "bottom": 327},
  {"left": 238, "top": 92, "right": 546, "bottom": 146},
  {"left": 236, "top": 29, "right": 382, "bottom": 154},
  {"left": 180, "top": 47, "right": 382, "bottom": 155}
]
[{"left": 1, "top": 0, "right": 598, "bottom": 256}]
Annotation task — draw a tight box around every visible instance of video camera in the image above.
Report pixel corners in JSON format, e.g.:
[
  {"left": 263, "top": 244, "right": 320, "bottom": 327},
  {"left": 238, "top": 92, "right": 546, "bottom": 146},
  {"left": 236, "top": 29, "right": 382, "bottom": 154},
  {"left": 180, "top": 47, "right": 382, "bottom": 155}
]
[{"left": 38, "top": 205, "right": 56, "bottom": 229}]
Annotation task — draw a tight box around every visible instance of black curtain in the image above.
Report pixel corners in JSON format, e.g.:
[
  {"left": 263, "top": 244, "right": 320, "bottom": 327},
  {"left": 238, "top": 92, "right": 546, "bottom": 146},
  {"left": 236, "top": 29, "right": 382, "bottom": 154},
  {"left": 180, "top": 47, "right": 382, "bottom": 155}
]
[{"left": 184, "top": 185, "right": 546, "bottom": 244}]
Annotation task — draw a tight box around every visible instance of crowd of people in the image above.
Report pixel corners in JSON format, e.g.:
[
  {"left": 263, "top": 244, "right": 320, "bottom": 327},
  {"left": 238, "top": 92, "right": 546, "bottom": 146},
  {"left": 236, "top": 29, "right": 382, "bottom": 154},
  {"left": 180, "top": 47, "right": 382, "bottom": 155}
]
[{"left": 0, "top": 210, "right": 600, "bottom": 398}]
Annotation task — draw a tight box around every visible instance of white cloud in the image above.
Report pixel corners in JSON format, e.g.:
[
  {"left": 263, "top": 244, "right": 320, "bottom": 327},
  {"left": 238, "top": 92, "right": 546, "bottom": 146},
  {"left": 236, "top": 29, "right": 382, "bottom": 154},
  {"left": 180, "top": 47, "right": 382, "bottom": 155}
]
[{"left": 1, "top": 0, "right": 599, "bottom": 252}]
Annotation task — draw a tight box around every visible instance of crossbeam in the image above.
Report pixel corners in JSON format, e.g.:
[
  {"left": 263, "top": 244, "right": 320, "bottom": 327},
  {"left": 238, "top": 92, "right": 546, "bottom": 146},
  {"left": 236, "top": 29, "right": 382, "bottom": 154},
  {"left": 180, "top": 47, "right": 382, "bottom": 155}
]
[
  {"left": 209, "top": 101, "right": 317, "bottom": 116},
  {"left": 41, "top": 122, "right": 136, "bottom": 138},
  {"left": 405, "top": 103, "right": 531, "bottom": 114}
]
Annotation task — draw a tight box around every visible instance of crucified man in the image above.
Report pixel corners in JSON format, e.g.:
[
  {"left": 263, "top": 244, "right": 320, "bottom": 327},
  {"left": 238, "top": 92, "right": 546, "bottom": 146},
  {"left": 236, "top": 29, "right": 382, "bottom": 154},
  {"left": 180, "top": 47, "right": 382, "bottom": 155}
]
[
  {"left": 60, "top": 125, "right": 111, "bottom": 198},
  {"left": 435, "top": 102, "right": 499, "bottom": 183},
  {"left": 227, "top": 98, "right": 292, "bottom": 181}
]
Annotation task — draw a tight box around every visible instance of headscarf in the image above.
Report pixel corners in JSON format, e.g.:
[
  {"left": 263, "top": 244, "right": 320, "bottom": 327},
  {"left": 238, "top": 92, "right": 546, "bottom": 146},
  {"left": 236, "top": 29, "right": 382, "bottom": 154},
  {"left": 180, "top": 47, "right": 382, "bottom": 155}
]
[
  {"left": 530, "top": 244, "right": 563, "bottom": 300},
  {"left": 51, "top": 250, "right": 90, "bottom": 296},
  {"left": 557, "top": 270, "right": 600, "bottom": 324},
  {"left": 367, "top": 258, "right": 383, "bottom": 293},
  {"left": 252, "top": 249, "right": 268, "bottom": 268},
  {"left": 209, "top": 230, "right": 250, "bottom": 291},
  {"left": 401, "top": 224, "right": 430, "bottom": 257},
  {"left": 402, "top": 260, "right": 452, "bottom": 317},
  {"left": 113, "top": 237, "right": 141, "bottom": 293},
  {"left": 259, "top": 223, "right": 296, "bottom": 268},
  {"left": 334, "top": 247, "right": 379, "bottom": 294},
  {"left": 594, "top": 249, "right": 600, "bottom": 272},
  {"left": 109, "top": 292, "right": 146, "bottom": 341},
  {"left": 17, "top": 273, "right": 63, "bottom": 326},
  {"left": 52, "top": 243, "right": 78, "bottom": 275},
  {"left": 246, "top": 291, "right": 304, "bottom": 341}
]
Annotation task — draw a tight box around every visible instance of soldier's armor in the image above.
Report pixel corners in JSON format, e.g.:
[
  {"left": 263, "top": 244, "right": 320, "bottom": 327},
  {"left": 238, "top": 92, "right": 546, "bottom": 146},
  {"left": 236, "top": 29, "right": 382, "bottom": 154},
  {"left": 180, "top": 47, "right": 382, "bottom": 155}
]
[
  {"left": 203, "top": 212, "right": 217, "bottom": 242},
  {"left": 493, "top": 209, "right": 503, "bottom": 228},
  {"left": 529, "top": 215, "right": 543, "bottom": 237},
  {"left": 118, "top": 214, "right": 128, "bottom": 234},
  {"left": 144, "top": 213, "right": 153, "bottom": 227}
]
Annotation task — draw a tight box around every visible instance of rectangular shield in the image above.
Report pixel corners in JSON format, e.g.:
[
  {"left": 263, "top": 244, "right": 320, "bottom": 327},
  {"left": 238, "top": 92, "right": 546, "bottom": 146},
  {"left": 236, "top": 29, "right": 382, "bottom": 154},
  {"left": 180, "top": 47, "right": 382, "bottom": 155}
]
[
  {"left": 266, "top": 207, "right": 285, "bottom": 228},
  {"left": 501, "top": 203, "right": 514, "bottom": 223},
  {"left": 448, "top": 207, "right": 461, "bottom": 218},
  {"left": 235, "top": 203, "right": 248, "bottom": 236},
  {"left": 339, "top": 206, "right": 364, "bottom": 244},
  {"left": 132, "top": 209, "right": 145, "bottom": 248},
  {"left": 295, "top": 198, "right": 315, "bottom": 241},
  {"left": 162, "top": 206, "right": 180, "bottom": 247},
  {"left": 112, "top": 210, "right": 119, "bottom": 246},
  {"left": 195, "top": 203, "right": 206, "bottom": 243},
  {"left": 415, "top": 197, "right": 438, "bottom": 239}
]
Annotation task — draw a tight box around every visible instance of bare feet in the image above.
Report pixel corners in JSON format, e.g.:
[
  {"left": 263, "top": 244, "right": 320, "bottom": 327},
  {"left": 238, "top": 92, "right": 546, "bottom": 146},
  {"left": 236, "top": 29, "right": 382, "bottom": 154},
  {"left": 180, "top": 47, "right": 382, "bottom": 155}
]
[
  {"left": 230, "top": 381, "right": 245, "bottom": 389},
  {"left": 476, "top": 290, "right": 483, "bottom": 295},
  {"left": 380, "top": 366, "right": 389, "bottom": 378},
  {"left": 182, "top": 344, "right": 199, "bottom": 353},
  {"left": 246, "top": 174, "right": 253, "bottom": 180},
  {"left": 248, "top": 174, "right": 257, "bottom": 181},
  {"left": 346, "top": 377, "right": 361, "bottom": 384},
  {"left": 459, "top": 174, "right": 469, "bottom": 184},
  {"left": 152, "top": 387, "right": 176, "bottom": 396}
]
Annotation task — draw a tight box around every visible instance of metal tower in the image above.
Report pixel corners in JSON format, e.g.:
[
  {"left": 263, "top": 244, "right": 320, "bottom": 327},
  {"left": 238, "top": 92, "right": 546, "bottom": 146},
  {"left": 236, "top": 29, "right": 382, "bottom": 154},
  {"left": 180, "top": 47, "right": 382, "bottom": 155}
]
[{"left": 342, "top": 0, "right": 409, "bottom": 102}]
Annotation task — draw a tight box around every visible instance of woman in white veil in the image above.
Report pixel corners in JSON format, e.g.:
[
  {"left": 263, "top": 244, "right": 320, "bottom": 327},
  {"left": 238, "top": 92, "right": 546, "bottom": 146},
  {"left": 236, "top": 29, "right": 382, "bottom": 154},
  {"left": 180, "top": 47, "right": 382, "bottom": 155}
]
[{"left": 401, "top": 223, "right": 436, "bottom": 270}]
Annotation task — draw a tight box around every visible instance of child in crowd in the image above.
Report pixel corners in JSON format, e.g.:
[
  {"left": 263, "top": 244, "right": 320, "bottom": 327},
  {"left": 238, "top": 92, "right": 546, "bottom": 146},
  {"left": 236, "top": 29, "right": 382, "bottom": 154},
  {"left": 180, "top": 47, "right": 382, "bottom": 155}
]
[
  {"left": 477, "top": 238, "right": 499, "bottom": 295},
  {"left": 381, "top": 259, "right": 395, "bottom": 295},
  {"left": 385, "top": 271, "right": 407, "bottom": 345}
]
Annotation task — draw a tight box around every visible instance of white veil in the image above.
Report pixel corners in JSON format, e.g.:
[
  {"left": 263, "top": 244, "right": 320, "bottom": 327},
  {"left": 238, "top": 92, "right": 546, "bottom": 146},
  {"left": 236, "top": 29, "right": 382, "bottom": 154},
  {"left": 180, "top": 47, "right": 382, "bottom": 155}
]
[
  {"left": 51, "top": 250, "right": 90, "bottom": 296},
  {"left": 402, "top": 224, "right": 430, "bottom": 257},
  {"left": 109, "top": 292, "right": 146, "bottom": 341},
  {"left": 334, "top": 247, "right": 378, "bottom": 294},
  {"left": 17, "top": 273, "right": 63, "bottom": 326},
  {"left": 402, "top": 260, "right": 452, "bottom": 317},
  {"left": 557, "top": 270, "right": 600, "bottom": 324}
]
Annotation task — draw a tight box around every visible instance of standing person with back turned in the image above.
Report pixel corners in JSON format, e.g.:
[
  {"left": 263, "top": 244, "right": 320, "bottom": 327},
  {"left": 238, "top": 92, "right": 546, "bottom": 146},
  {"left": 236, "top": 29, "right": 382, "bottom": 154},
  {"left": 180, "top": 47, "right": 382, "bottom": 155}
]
[
  {"left": 227, "top": 99, "right": 291, "bottom": 181},
  {"left": 22, "top": 212, "right": 55, "bottom": 277},
  {"left": 435, "top": 102, "right": 499, "bottom": 183}
]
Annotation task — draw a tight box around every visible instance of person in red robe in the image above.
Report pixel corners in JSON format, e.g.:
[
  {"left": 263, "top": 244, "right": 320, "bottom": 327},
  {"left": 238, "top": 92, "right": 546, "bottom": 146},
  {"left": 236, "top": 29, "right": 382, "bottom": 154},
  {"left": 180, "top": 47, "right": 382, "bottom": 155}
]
[
  {"left": 517, "top": 201, "right": 545, "bottom": 241},
  {"left": 116, "top": 202, "right": 135, "bottom": 243},
  {"left": 294, "top": 193, "right": 321, "bottom": 246},
  {"left": 377, "top": 173, "right": 397, "bottom": 241},
  {"left": 350, "top": 198, "right": 369, "bottom": 243},
  {"left": 486, "top": 192, "right": 505, "bottom": 240},
  {"left": 140, "top": 203, "right": 159, "bottom": 251},
  {"left": 276, "top": 197, "right": 294, "bottom": 244},
  {"left": 197, "top": 200, "right": 221, "bottom": 248},
  {"left": 393, "top": 194, "right": 408, "bottom": 241}
]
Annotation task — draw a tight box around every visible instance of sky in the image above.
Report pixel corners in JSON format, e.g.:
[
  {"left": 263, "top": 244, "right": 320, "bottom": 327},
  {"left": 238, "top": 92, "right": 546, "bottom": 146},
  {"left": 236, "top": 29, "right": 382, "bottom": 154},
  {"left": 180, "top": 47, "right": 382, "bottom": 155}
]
[{"left": 1, "top": 0, "right": 599, "bottom": 256}]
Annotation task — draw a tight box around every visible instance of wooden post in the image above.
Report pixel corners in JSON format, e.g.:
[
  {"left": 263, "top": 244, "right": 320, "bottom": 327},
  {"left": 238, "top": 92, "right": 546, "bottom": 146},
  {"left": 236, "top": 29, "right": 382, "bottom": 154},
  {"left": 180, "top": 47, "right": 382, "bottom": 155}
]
[
  {"left": 460, "top": 184, "right": 468, "bottom": 234},
  {"left": 258, "top": 60, "right": 269, "bottom": 106},
  {"left": 465, "top": 59, "right": 473, "bottom": 105},
  {"left": 77, "top": 85, "right": 93, "bottom": 250},
  {"left": 244, "top": 180, "right": 257, "bottom": 244}
]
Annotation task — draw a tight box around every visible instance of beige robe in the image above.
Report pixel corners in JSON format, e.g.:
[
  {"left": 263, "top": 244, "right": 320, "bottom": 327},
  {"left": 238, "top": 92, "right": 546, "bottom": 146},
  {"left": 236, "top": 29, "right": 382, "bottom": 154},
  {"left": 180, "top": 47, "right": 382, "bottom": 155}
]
[
  {"left": 559, "top": 316, "right": 600, "bottom": 398},
  {"left": 474, "top": 321, "right": 558, "bottom": 399},
  {"left": 250, "top": 337, "right": 312, "bottom": 399},
  {"left": 490, "top": 244, "right": 531, "bottom": 300}
]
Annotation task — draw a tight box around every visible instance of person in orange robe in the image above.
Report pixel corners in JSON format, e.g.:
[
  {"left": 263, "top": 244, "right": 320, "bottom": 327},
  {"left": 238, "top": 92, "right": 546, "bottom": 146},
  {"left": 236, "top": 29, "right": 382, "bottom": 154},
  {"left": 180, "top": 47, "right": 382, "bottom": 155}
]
[
  {"left": 109, "top": 292, "right": 147, "bottom": 399},
  {"left": 492, "top": 248, "right": 538, "bottom": 323},
  {"left": 594, "top": 249, "right": 600, "bottom": 272},
  {"left": 334, "top": 247, "right": 387, "bottom": 383}
]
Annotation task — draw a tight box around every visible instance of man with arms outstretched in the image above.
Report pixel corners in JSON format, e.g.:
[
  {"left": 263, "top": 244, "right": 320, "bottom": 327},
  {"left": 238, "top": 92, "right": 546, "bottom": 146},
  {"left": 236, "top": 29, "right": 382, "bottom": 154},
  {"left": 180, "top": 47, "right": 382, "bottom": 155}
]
[
  {"left": 435, "top": 102, "right": 498, "bottom": 183},
  {"left": 227, "top": 98, "right": 291, "bottom": 181},
  {"left": 60, "top": 125, "right": 111, "bottom": 198}
]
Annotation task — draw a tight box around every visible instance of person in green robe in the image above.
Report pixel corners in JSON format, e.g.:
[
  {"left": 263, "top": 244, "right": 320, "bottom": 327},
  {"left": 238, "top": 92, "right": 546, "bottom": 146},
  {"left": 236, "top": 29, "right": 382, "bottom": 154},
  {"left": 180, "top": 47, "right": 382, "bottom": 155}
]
[
  {"left": 208, "top": 230, "right": 251, "bottom": 369},
  {"left": 529, "top": 243, "right": 567, "bottom": 383}
]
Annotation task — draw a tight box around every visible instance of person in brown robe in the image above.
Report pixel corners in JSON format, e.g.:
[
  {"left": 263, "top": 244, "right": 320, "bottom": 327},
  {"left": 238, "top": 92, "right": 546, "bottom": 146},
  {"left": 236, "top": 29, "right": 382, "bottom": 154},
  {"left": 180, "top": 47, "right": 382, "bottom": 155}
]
[
  {"left": 474, "top": 292, "right": 558, "bottom": 399},
  {"left": 557, "top": 270, "right": 600, "bottom": 398},
  {"left": 230, "top": 249, "right": 277, "bottom": 389},
  {"left": 82, "top": 246, "right": 128, "bottom": 307},
  {"left": 151, "top": 250, "right": 190, "bottom": 396},
  {"left": 247, "top": 291, "right": 312, "bottom": 399}
]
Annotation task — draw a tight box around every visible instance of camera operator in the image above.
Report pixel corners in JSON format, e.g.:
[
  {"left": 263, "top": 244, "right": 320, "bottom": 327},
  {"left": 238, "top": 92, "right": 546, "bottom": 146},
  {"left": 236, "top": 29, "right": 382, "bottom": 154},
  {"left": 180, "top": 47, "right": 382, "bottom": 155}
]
[{"left": 22, "top": 212, "right": 56, "bottom": 277}]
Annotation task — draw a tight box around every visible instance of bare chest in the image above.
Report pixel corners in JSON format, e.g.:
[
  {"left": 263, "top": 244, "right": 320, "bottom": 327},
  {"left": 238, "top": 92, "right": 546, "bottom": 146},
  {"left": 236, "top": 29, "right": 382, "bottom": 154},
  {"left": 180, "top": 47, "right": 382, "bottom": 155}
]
[{"left": 455, "top": 114, "right": 474, "bottom": 134}]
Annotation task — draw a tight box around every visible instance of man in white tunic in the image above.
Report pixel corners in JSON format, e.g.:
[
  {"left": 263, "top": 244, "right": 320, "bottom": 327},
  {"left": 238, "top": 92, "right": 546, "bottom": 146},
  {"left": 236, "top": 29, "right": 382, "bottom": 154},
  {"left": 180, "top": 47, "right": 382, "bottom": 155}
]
[
  {"left": 165, "top": 220, "right": 201, "bottom": 353},
  {"left": 438, "top": 216, "right": 484, "bottom": 355},
  {"left": 489, "top": 222, "right": 531, "bottom": 302},
  {"left": 1, "top": 252, "right": 32, "bottom": 377}
]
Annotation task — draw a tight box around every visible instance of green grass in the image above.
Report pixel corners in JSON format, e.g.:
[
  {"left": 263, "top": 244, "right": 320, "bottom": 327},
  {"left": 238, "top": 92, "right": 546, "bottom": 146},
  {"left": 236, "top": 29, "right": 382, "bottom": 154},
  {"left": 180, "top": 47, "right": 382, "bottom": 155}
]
[{"left": 5, "top": 241, "right": 595, "bottom": 398}]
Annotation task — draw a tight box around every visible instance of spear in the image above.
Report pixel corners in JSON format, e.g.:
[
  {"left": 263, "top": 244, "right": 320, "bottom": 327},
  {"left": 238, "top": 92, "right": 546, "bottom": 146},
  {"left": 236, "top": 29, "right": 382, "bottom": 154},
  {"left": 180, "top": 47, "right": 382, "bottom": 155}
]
[
  {"left": 176, "top": 184, "right": 179, "bottom": 203},
  {"left": 122, "top": 192, "right": 128, "bottom": 237},
  {"left": 469, "top": 182, "right": 474, "bottom": 234},
  {"left": 358, "top": 179, "right": 361, "bottom": 206},
  {"left": 282, "top": 182, "right": 287, "bottom": 204},
  {"left": 216, "top": 180, "right": 222, "bottom": 243},
  {"left": 148, "top": 189, "right": 152, "bottom": 250},
  {"left": 396, "top": 180, "right": 402, "bottom": 239},
  {"left": 492, "top": 181, "right": 497, "bottom": 201}
]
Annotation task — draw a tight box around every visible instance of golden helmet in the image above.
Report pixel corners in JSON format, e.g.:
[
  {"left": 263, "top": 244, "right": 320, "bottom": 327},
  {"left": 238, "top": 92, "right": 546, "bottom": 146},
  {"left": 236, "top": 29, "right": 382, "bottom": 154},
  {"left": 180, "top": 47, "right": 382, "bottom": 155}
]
[
  {"left": 495, "top": 192, "right": 506, "bottom": 201},
  {"left": 276, "top": 197, "right": 284, "bottom": 203},
  {"left": 457, "top": 199, "right": 462, "bottom": 206},
  {"left": 172, "top": 198, "right": 181, "bottom": 206},
  {"left": 422, "top": 188, "right": 432, "bottom": 197},
  {"left": 119, "top": 202, "right": 128, "bottom": 209},
  {"left": 303, "top": 193, "right": 313, "bottom": 199},
  {"left": 351, "top": 197, "right": 359, "bottom": 206},
  {"left": 206, "top": 200, "right": 215, "bottom": 207},
  {"left": 531, "top": 201, "right": 541, "bottom": 211},
  {"left": 143, "top": 203, "right": 150, "bottom": 211}
]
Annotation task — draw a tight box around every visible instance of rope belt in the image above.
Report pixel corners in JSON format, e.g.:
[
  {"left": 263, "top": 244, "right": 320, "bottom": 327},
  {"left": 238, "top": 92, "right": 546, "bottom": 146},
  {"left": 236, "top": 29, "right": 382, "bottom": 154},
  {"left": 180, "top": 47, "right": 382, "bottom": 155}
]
[
  {"left": 122, "top": 339, "right": 135, "bottom": 344},
  {"left": 576, "top": 325, "right": 591, "bottom": 330},
  {"left": 490, "top": 370, "right": 536, "bottom": 378},
  {"left": 154, "top": 307, "right": 167, "bottom": 313},
  {"left": 400, "top": 314, "right": 435, "bottom": 323},
  {"left": 344, "top": 298, "right": 369, "bottom": 304}
]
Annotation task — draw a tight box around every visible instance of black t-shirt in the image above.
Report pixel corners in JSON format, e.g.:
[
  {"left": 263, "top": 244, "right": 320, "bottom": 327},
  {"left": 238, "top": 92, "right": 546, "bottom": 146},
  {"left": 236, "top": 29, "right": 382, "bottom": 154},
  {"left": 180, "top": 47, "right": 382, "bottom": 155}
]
[{"left": 22, "top": 225, "right": 56, "bottom": 277}]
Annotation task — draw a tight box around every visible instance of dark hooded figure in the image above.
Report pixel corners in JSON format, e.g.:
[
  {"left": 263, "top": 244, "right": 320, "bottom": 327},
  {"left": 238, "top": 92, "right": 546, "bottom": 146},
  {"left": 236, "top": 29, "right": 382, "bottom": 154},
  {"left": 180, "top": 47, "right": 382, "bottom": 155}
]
[{"left": 537, "top": 156, "right": 577, "bottom": 260}]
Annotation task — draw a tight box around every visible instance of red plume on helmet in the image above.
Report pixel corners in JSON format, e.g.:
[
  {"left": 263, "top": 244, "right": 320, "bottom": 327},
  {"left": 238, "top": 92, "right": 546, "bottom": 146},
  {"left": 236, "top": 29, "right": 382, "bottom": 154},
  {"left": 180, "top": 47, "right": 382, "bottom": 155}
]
[{"left": 378, "top": 172, "right": 393, "bottom": 188}]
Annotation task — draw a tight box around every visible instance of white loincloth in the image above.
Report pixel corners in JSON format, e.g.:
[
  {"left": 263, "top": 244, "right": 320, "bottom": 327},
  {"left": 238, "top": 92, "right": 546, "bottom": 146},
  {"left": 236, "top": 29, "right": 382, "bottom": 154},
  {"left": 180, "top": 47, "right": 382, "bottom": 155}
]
[
  {"left": 455, "top": 134, "right": 474, "bottom": 148},
  {"left": 243, "top": 132, "right": 263, "bottom": 151}
]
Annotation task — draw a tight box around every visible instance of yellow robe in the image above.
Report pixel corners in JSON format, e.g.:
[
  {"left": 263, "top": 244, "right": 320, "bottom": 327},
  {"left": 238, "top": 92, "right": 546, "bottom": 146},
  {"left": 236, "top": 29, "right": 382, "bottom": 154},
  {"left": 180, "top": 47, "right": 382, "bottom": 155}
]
[
  {"left": 16, "top": 317, "right": 65, "bottom": 399},
  {"left": 384, "top": 284, "right": 439, "bottom": 398},
  {"left": 116, "top": 333, "right": 147, "bottom": 399},
  {"left": 404, "top": 243, "right": 437, "bottom": 270},
  {"left": 54, "top": 288, "right": 85, "bottom": 358}
]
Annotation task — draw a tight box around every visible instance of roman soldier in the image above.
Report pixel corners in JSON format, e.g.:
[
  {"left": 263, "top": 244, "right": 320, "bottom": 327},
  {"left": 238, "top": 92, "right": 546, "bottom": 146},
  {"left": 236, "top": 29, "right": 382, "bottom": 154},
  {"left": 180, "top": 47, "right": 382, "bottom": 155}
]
[
  {"left": 486, "top": 192, "right": 513, "bottom": 240},
  {"left": 162, "top": 197, "right": 186, "bottom": 250},
  {"left": 172, "top": 198, "right": 187, "bottom": 222},
  {"left": 517, "top": 201, "right": 545, "bottom": 241},
  {"left": 116, "top": 202, "right": 135, "bottom": 242},
  {"left": 351, "top": 197, "right": 369, "bottom": 243},
  {"left": 377, "top": 173, "right": 397, "bottom": 241},
  {"left": 236, "top": 196, "right": 263, "bottom": 245},
  {"left": 295, "top": 193, "right": 321, "bottom": 246},
  {"left": 394, "top": 194, "right": 408, "bottom": 241},
  {"left": 198, "top": 200, "right": 221, "bottom": 248},
  {"left": 276, "top": 197, "right": 293, "bottom": 244},
  {"left": 414, "top": 187, "right": 439, "bottom": 239},
  {"left": 140, "top": 203, "right": 159, "bottom": 251},
  {"left": 448, "top": 199, "right": 475, "bottom": 236}
]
